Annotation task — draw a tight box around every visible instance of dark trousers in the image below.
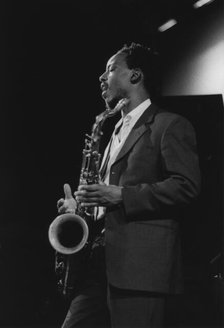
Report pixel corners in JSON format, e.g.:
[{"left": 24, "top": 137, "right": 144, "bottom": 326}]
[
  {"left": 61, "top": 283, "right": 166, "bottom": 328},
  {"left": 61, "top": 283, "right": 110, "bottom": 328},
  {"left": 108, "top": 284, "right": 166, "bottom": 328}
]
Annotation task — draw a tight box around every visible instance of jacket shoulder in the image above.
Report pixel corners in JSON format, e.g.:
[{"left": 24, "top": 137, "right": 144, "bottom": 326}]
[{"left": 153, "top": 107, "right": 193, "bottom": 129}]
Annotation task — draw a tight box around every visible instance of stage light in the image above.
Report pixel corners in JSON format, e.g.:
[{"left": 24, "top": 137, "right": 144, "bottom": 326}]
[
  {"left": 158, "top": 19, "right": 177, "bottom": 32},
  {"left": 193, "top": 0, "right": 215, "bottom": 9}
]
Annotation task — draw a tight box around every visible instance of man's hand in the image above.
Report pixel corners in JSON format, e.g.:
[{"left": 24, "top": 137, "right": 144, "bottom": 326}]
[
  {"left": 74, "top": 184, "right": 123, "bottom": 208},
  {"left": 57, "top": 183, "right": 77, "bottom": 214}
]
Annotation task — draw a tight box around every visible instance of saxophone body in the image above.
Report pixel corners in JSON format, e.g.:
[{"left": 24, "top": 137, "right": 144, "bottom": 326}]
[{"left": 48, "top": 99, "right": 129, "bottom": 298}]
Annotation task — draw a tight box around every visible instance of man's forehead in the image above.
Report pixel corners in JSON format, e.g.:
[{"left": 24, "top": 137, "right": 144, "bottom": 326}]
[{"left": 106, "top": 53, "right": 127, "bottom": 67}]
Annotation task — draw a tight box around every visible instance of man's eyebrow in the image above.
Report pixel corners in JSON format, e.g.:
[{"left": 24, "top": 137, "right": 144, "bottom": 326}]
[
  {"left": 106, "top": 63, "right": 117, "bottom": 71},
  {"left": 106, "top": 64, "right": 111, "bottom": 70}
]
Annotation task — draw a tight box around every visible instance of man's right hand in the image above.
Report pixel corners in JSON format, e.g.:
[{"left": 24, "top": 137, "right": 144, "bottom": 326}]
[{"left": 57, "top": 183, "right": 77, "bottom": 214}]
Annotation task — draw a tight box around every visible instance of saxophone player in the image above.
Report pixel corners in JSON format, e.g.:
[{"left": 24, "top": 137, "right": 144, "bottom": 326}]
[{"left": 57, "top": 42, "right": 201, "bottom": 328}]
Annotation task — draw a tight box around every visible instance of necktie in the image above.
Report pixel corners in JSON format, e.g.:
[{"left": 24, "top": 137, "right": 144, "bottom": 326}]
[
  {"left": 100, "top": 121, "right": 122, "bottom": 180},
  {"left": 118, "top": 114, "right": 131, "bottom": 142},
  {"left": 100, "top": 136, "right": 113, "bottom": 181},
  {"left": 100, "top": 115, "right": 131, "bottom": 181}
]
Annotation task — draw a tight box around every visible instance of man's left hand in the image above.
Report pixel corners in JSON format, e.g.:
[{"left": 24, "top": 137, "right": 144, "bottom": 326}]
[{"left": 74, "top": 184, "right": 123, "bottom": 208}]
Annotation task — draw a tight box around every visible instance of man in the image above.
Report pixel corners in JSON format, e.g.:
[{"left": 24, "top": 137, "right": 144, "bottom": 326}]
[{"left": 57, "top": 43, "right": 201, "bottom": 327}]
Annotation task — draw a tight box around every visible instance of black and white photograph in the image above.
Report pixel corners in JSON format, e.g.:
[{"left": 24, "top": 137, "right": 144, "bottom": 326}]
[{"left": 1, "top": 0, "right": 223, "bottom": 327}]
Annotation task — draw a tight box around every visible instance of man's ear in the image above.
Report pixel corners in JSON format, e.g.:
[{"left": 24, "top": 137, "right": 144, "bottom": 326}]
[{"left": 130, "top": 69, "right": 142, "bottom": 84}]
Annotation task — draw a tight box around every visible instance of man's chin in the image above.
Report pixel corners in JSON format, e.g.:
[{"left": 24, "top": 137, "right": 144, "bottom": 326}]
[
  {"left": 101, "top": 90, "right": 124, "bottom": 109},
  {"left": 101, "top": 90, "right": 108, "bottom": 99}
]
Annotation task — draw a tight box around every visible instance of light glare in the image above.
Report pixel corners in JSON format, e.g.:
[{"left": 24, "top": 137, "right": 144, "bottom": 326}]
[
  {"left": 158, "top": 19, "right": 177, "bottom": 32},
  {"left": 193, "top": 0, "right": 215, "bottom": 9}
]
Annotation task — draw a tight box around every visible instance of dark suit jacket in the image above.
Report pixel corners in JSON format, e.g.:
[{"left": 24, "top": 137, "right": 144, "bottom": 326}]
[{"left": 104, "top": 103, "right": 201, "bottom": 294}]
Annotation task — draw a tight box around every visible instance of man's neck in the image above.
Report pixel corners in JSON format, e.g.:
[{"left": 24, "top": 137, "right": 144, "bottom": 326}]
[{"left": 122, "top": 94, "right": 150, "bottom": 116}]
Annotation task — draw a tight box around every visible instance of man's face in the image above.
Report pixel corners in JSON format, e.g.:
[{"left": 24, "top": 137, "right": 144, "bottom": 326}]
[{"left": 99, "top": 53, "right": 132, "bottom": 108}]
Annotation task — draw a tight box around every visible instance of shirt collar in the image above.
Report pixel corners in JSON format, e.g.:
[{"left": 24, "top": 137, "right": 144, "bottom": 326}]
[
  {"left": 121, "top": 98, "right": 151, "bottom": 121},
  {"left": 115, "top": 98, "right": 151, "bottom": 131}
]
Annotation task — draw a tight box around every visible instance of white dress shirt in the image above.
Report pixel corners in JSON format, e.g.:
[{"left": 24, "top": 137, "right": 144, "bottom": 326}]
[
  {"left": 101, "top": 98, "right": 151, "bottom": 185},
  {"left": 96, "top": 98, "right": 151, "bottom": 220}
]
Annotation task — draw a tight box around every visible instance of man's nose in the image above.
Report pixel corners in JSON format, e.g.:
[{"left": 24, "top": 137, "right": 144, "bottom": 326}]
[{"left": 99, "top": 71, "right": 107, "bottom": 82}]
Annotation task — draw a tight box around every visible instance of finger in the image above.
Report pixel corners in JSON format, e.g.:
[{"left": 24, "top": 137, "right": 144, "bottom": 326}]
[
  {"left": 80, "top": 202, "right": 98, "bottom": 207},
  {"left": 78, "top": 184, "right": 99, "bottom": 191},
  {"left": 76, "top": 196, "right": 99, "bottom": 203},
  {"left": 75, "top": 191, "right": 100, "bottom": 199},
  {"left": 64, "top": 183, "right": 72, "bottom": 199},
  {"left": 58, "top": 205, "right": 66, "bottom": 214},
  {"left": 74, "top": 190, "right": 86, "bottom": 196},
  {"left": 57, "top": 198, "right": 64, "bottom": 208}
]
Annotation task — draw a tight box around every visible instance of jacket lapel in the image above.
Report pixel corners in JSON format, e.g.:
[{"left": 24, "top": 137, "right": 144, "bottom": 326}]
[{"left": 112, "top": 103, "right": 159, "bottom": 166}]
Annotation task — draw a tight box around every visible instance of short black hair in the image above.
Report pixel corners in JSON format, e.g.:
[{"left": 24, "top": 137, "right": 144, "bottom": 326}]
[{"left": 117, "top": 42, "right": 161, "bottom": 101}]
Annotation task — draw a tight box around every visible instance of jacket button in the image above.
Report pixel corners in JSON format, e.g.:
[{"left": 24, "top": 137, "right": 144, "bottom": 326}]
[{"left": 111, "top": 171, "right": 115, "bottom": 175}]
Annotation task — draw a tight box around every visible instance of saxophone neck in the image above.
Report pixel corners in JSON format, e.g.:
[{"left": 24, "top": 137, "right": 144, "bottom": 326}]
[
  {"left": 93, "top": 98, "right": 129, "bottom": 136},
  {"left": 105, "top": 98, "right": 130, "bottom": 117}
]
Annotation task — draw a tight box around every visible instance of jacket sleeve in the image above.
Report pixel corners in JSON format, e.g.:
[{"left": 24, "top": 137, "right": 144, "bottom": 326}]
[{"left": 121, "top": 116, "right": 201, "bottom": 220}]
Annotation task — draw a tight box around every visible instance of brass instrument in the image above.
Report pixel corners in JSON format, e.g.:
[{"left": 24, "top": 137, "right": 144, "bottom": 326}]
[{"left": 48, "top": 98, "right": 129, "bottom": 298}]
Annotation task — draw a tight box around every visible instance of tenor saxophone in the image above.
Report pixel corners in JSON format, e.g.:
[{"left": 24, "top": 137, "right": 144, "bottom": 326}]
[{"left": 48, "top": 98, "right": 129, "bottom": 297}]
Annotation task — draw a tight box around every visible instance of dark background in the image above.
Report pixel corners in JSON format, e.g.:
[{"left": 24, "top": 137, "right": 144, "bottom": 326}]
[{"left": 0, "top": 0, "right": 223, "bottom": 326}]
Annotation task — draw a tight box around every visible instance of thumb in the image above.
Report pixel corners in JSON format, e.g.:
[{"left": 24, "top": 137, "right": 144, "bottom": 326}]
[{"left": 63, "top": 183, "right": 73, "bottom": 199}]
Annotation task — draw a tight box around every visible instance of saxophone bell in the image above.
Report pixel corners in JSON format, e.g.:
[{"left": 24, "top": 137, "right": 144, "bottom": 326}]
[{"left": 48, "top": 213, "right": 89, "bottom": 255}]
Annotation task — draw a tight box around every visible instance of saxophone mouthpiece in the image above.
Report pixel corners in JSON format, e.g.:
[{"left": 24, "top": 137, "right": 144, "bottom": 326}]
[
  {"left": 105, "top": 98, "right": 130, "bottom": 118},
  {"left": 118, "top": 98, "right": 129, "bottom": 107}
]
